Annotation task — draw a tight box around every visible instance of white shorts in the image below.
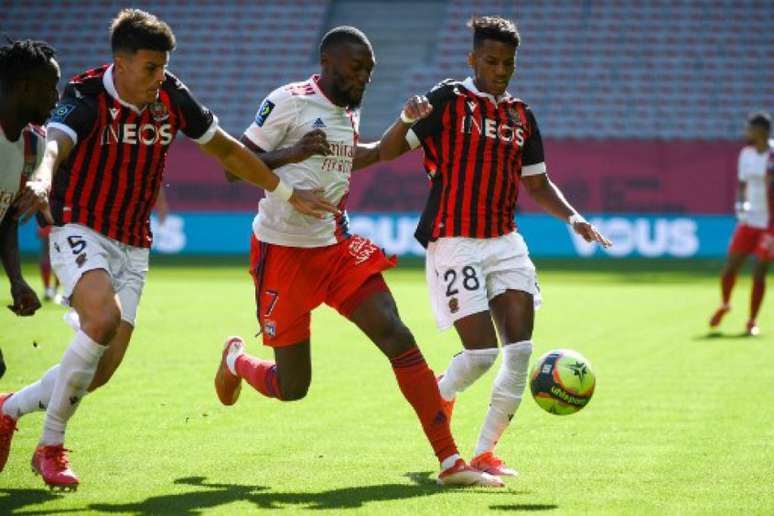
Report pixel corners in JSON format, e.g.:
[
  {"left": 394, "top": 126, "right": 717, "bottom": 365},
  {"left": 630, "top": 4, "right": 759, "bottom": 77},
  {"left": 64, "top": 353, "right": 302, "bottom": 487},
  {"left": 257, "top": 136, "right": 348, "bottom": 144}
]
[
  {"left": 426, "top": 232, "right": 541, "bottom": 330},
  {"left": 49, "top": 223, "right": 149, "bottom": 326}
]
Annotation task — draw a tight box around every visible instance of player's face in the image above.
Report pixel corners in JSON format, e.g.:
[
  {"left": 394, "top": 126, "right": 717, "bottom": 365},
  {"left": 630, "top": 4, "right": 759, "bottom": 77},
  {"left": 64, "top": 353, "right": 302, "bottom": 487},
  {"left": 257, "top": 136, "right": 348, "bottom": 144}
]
[
  {"left": 323, "top": 43, "right": 374, "bottom": 108},
  {"left": 469, "top": 39, "right": 516, "bottom": 97},
  {"left": 745, "top": 125, "right": 768, "bottom": 145},
  {"left": 114, "top": 49, "right": 169, "bottom": 107},
  {"left": 22, "top": 58, "right": 60, "bottom": 126}
]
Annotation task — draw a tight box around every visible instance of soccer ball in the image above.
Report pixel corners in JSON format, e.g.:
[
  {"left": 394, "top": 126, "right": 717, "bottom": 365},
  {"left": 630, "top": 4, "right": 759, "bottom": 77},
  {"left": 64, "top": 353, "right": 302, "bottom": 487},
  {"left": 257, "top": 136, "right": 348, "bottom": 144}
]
[{"left": 529, "top": 349, "right": 595, "bottom": 415}]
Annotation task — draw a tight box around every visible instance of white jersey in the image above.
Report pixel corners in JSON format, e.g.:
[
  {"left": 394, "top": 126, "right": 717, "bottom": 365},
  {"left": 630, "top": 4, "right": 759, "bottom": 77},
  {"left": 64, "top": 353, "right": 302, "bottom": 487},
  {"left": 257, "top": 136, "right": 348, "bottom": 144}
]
[
  {"left": 0, "top": 123, "right": 45, "bottom": 224},
  {"left": 243, "top": 75, "right": 359, "bottom": 247},
  {"left": 738, "top": 143, "right": 773, "bottom": 229}
]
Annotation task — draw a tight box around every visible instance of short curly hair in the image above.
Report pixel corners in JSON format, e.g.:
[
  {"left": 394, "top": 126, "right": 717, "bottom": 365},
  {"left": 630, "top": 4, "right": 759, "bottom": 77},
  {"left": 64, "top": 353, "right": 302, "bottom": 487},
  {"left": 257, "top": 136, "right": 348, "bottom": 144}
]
[
  {"left": 0, "top": 39, "right": 56, "bottom": 90},
  {"left": 469, "top": 16, "right": 520, "bottom": 49}
]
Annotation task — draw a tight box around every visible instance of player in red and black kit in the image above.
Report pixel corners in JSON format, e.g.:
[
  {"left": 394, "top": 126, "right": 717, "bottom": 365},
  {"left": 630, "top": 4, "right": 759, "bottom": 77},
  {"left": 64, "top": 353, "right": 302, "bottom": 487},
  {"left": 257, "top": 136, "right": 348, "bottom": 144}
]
[
  {"left": 2, "top": 9, "right": 335, "bottom": 491},
  {"left": 376, "top": 16, "right": 610, "bottom": 476}
]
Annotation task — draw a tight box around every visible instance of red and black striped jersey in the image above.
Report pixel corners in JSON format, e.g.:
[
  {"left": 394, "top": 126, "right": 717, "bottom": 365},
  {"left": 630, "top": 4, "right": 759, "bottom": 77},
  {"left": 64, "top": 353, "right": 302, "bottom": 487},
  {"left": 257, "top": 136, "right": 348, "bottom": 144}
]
[
  {"left": 48, "top": 64, "right": 217, "bottom": 248},
  {"left": 407, "top": 77, "right": 546, "bottom": 247}
]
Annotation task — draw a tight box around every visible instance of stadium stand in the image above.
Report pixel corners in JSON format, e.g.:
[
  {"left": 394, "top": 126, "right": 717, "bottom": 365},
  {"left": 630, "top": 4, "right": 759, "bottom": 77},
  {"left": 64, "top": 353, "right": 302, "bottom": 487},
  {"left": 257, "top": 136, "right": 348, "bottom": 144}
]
[{"left": 1, "top": 0, "right": 772, "bottom": 139}]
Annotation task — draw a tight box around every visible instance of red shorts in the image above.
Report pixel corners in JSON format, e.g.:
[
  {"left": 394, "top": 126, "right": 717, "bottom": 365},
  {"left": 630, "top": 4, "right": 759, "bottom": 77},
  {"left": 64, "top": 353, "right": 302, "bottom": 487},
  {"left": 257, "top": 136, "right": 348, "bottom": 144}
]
[
  {"left": 249, "top": 234, "right": 397, "bottom": 347},
  {"left": 729, "top": 224, "right": 774, "bottom": 261}
]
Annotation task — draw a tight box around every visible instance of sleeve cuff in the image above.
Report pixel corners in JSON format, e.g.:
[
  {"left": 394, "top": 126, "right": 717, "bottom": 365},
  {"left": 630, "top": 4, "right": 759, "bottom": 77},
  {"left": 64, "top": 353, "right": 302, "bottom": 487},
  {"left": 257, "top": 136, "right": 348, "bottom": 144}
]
[
  {"left": 243, "top": 129, "right": 274, "bottom": 152},
  {"left": 192, "top": 116, "right": 219, "bottom": 145},
  {"left": 521, "top": 162, "right": 547, "bottom": 177},
  {"left": 46, "top": 122, "right": 78, "bottom": 145},
  {"left": 405, "top": 128, "right": 421, "bottom": 150}
]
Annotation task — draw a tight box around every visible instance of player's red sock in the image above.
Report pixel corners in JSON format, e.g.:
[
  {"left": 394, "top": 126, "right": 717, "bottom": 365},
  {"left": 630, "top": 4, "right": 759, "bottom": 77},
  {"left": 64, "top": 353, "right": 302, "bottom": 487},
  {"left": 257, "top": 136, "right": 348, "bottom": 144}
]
[
  {"left": 40, "top": 261, "right": 51, "bottom": 288},
  {"left": 390, "top": 347, "right": 459, "bottom": 464},
  {"left": 235, "top": 355, "right": 282, "bottom": 400},
  {"left": 750, "top": 277, "right": 765, "bottom": 322},
  {"left": 721, "top": 271, "right": 736, "bottom": 305}
]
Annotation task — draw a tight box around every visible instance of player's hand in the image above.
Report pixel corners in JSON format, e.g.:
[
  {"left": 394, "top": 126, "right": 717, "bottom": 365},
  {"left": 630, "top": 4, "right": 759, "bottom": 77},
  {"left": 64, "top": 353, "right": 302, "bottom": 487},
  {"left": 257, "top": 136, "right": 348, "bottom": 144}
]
[
  {"left": 572, "top": 221, "right": 612, "bottom": 248},
  {"left": 14, "top": 178, "right": 53, "bottom": 224},
  {"left": 8, "top": 280, "right": 42, "bottom": 317},
  {"left": 401, "top": 95, "right": 433, "bottom": 123},
  {"left": 290, "top": 129, "right": 331, "bottom": 163},
  {"left": 289, "top": 188, "right": 340, "bottom": 219}
]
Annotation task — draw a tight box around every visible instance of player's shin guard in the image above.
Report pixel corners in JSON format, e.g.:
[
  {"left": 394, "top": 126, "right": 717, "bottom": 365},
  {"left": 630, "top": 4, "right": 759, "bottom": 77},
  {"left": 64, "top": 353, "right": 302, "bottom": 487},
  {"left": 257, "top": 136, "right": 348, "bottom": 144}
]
[
  {"left": 235, "top": 355, "right": 282, "bottom": 400},
  {"left": 750, "top": 277, "right": 765, "bottom": 322},
  {"left": 438, "top": 348, "right": 499, "bottom": 402},
  {"left": 40, "top": 331, "right": 105, "bottom": 445},
  {"left": 390, "top": 347, "right": 459, "bottom": 465},
  {"left": 474, "top": 340, "right": 532, "bottom": 456},
  {"left": 2, "top": 365, "right": 59, "bottom": 419}
]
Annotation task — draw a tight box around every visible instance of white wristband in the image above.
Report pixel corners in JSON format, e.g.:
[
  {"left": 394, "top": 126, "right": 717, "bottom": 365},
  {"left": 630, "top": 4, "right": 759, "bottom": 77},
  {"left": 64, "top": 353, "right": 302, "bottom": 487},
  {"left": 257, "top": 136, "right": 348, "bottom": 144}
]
[
  {"left": 400, "top": 110, "right": 417, "bottom": 125},
  {"left": 568, "top": 213, "right": 587, "bottom": 225},
  {"left": 273, "top": 179, "right": 293, "bottom": 202}
]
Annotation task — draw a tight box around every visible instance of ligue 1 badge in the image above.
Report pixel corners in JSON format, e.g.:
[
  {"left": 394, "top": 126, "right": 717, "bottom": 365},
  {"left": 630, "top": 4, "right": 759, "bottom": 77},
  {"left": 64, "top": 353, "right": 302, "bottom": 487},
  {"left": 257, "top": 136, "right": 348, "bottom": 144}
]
[{"left": 150, "top": 101, "right": 169, "bottom": 122}]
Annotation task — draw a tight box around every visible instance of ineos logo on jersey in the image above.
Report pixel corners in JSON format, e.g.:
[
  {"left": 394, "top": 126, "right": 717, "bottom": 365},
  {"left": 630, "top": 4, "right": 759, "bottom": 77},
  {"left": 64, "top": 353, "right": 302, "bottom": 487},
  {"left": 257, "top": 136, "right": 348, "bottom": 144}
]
[
  {"left": 462, "top": 116, "right": 525, "bottom": 145},
  {"left": 101, "top": 124, "right": 173, "bottom": 146}
]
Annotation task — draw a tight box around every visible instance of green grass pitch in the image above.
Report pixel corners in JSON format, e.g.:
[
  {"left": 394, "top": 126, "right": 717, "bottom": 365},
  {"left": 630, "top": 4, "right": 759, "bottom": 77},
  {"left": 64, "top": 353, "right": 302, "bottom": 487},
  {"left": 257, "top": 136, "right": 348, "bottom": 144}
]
[{"left": 1, "top": 258, "right": 772, "bottom": 514}]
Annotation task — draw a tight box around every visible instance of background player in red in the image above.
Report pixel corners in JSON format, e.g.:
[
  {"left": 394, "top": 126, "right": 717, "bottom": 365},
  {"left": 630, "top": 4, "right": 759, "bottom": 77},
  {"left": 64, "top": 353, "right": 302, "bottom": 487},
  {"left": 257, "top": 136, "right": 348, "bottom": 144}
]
[
  {"left": 1, "top": 9, "right": 336, "bottom": 491},
  {"left": 375, "top": 16, "right": 610, "bottom": 476},
  {"left": 214, "top": 26, "right": 503, "bottom": 487},
  {"left": 0, "top": 39, "right": 58, "bottom": 379},
  {"left": 709, "top": 112, "right": 773, "bottom": 336}
]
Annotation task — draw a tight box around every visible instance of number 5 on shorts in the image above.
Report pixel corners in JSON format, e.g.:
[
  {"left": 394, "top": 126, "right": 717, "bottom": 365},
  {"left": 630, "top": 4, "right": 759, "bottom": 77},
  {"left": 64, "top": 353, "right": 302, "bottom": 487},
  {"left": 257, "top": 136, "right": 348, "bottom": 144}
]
[{"left": 67, "top": 235, "right": 86, "bottom": 254}]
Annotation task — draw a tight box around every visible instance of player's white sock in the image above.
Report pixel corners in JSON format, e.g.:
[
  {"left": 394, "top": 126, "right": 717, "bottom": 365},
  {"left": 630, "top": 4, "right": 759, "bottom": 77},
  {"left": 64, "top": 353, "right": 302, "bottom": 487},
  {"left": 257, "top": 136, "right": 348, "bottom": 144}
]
[
  {"left": 440, "top": 453, "right": 462, "bottom": 471},
  {"left": 2, "top": 365, "right": 59, "bottom": 419},
  {"left": 40, "top": 331, "right": 106, "bottom": 445},
  {"left": 438, "top": 348, "right": 498, "bottom": 402},
  {"left": 474, "top": 340, "right": 532, "bottom": 456}
]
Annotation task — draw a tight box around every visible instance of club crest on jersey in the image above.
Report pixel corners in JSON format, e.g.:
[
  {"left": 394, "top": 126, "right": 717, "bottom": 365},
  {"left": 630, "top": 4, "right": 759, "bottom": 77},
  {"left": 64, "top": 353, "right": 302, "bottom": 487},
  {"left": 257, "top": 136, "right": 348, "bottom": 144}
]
[
  {"left": 448, "top": 297, "right": 459, "bottom": 314},
  {"left": 507, "top": 106, "right": 524, "bottom": 127},
  {"left": 264, "top": 319, "right": 277, "bottom": 338},
  {"left": 150, "top": 102, "right": 169, "bottom": 122},
  {"left": 255, "top": 99, "right": 275, "bottom": 127}
]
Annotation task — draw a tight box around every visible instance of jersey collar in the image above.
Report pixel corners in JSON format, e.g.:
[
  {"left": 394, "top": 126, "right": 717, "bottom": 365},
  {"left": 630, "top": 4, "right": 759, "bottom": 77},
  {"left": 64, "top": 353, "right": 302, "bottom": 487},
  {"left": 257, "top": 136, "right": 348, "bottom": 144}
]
[
  {"left": 462, "top": 77, "right": 511, "bottom": 104},
  {"left": 103, "top": 65, "right": 146, "bottom": 115}
]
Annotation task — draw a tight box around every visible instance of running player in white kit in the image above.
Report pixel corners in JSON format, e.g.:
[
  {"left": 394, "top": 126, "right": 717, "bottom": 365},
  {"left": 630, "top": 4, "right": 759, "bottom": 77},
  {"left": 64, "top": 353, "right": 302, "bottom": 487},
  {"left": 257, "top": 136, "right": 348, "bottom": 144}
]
[
  {"left": 0, "top": 39, "right": 59, "bottom": 381},
  {"left": 710, "top": 112, "right": 773, "bottom": 336},
  {"left": 214, "top": 26, "right": 503, "bottom": 487}
]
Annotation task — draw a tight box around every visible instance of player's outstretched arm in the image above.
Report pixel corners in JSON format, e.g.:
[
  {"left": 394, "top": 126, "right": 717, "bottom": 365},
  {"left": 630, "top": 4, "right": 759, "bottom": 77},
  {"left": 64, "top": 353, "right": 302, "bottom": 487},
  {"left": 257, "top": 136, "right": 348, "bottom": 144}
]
[
  {"left": 0, "top": 212, "right": 41, "bottom": 316},
  {"left": 202, "top": 128, "right": 338, "bottom": 218},
  {"left": 352, "top": 141, "right": 380, "bottom": 171},
  {"left": 523, "top": 173, "right": 612, "bottom": 248},
  {"left": 14, "top": 128, "right": 74, "bottom": 223},
  {"left": 377, "top": 95, "right": 434, "bottom": 162}
]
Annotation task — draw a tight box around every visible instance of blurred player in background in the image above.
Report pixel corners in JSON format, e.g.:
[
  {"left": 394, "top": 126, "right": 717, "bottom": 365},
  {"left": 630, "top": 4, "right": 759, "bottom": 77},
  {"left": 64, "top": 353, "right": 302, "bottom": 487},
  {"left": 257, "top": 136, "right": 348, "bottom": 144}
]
[
  {"left": 0, "top": 39, "right": 58, "bottom": 380},
  {"left": 215, "top": 26, "right": 502, "bottom": 487},
  {"left": 710, "top": 112, "right": 773, "bottom": 336},
  {"left": 376, "top": 16, "right": 610, "bottom": 476},
  {"left": 1, "top": 9, "right": 335, "bottom": 491}
]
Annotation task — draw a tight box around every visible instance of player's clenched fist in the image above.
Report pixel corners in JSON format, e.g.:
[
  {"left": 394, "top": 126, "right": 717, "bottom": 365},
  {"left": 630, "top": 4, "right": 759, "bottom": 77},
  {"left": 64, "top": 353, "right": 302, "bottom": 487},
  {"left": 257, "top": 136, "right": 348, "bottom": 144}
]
[
  {"left": 289, "top": 188, "right": 340, "bottom": 219},
  {"left": 400, "top": 95, "right": 433, "bottom": 124},
  {"left": 290, "top": 129, "right": 331, "bottom": 163}
]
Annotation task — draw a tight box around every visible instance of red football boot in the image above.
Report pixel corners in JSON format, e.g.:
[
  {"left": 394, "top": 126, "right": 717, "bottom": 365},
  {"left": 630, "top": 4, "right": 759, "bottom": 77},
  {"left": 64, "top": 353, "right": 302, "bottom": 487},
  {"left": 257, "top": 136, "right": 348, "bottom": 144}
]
[
  {"left": 31, "top": 444, "right": 79, "bottom": 491},
  {"left": 0, "top": 393, "right": 17, "bottom": 472},
  {"left": 215, "top": 336, "right": 244, "bottom": 405}
]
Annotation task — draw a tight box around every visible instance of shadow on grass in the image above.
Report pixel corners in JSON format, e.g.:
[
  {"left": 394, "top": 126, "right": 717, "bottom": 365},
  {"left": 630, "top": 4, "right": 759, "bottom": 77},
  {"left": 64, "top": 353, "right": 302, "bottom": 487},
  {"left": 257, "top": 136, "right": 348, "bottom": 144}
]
[
  {"left": 490, "top": 504, "right": 559, "bottom": 511},
  {"left": 0, "top": 488, "right": 65, "bottom": 515},
  {"left": 694, "top": 331, "right": 755, "bottom": 340},
  {"left": 8, "top": 474, "right": 544, "bottom": 514}
]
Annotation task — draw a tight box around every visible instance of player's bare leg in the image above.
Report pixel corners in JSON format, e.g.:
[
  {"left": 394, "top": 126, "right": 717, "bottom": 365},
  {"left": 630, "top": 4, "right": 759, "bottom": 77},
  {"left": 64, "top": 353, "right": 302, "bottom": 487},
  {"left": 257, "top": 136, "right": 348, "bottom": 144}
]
[
  {"left": 347, "top": 287, "right": 503, "bottom": 487},
  {"left": 710, "top": 252, "right": 746, "bottom": 328},
  {"left": 747, "top": 259, "right": 768, "bottom": 336},
  {"left": 29, "top": 269, "right": 117, "bottom": 491}
]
